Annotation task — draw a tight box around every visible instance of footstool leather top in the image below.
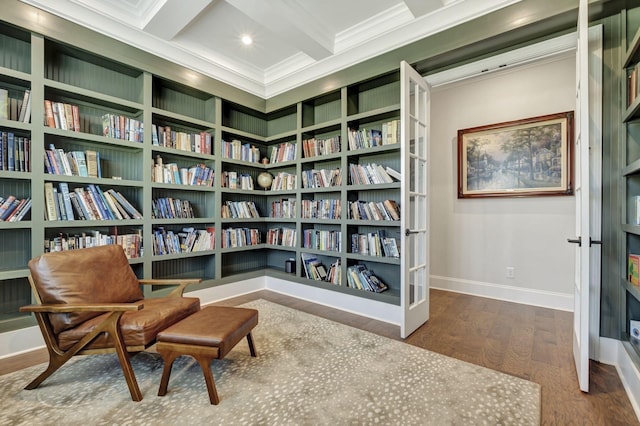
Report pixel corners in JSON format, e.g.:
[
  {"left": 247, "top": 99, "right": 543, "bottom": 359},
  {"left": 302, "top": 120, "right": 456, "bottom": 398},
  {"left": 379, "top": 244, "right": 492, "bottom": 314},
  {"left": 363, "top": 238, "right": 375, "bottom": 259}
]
[{"left": 157, "top": 306, "right": 258, "bottom": 359}]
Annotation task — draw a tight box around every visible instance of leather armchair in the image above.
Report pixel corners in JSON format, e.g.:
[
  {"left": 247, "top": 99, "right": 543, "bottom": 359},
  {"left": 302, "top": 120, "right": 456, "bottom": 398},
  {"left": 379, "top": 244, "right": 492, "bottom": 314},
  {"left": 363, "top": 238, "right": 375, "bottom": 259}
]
[{"left": 20, "top": 244, "right": 201, "bottom": 401}]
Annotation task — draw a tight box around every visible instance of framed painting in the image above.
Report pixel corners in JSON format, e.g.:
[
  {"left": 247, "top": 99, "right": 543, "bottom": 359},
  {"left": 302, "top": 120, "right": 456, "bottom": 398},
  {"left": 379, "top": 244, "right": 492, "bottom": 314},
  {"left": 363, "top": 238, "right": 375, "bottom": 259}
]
[{"left": 457, "top": 111, "right": 574, "bottom": 198}]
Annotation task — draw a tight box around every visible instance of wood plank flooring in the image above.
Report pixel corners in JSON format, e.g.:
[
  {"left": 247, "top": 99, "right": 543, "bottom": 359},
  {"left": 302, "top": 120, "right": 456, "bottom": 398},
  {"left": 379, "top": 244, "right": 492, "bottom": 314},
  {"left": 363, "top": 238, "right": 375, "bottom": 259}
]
[{"left": 1, "top": 289, "right": 637, "bottom": 425}]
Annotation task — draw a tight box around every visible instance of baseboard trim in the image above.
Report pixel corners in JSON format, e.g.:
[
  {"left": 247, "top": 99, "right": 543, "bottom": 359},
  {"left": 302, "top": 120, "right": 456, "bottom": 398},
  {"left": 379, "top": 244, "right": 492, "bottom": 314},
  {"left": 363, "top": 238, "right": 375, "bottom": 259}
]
[
  {"left": 431, "top": 275, "right": 573, "bottom": 312},
  {"left": 187, "top": 276, "right": 265, "bottom": 305},
  {"left": 265, "top": 277, "right": 401, "bottom": 326},
  {"left": 598, "top": 337, "right": 640, "bottom": 421}
]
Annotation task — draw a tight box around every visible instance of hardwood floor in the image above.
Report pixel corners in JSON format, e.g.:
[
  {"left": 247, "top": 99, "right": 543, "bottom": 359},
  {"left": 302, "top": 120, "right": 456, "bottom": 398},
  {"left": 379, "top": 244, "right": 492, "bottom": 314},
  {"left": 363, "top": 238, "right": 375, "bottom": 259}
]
[{"left": 1, "top": 289, "right": 637, "bottom": 425}]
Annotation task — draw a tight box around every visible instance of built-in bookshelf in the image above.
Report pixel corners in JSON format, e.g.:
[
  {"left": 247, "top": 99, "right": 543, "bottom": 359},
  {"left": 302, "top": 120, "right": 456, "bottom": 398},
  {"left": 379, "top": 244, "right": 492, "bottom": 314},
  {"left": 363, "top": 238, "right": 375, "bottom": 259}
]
[
  {"left": 0, "top": 16, "right": 406, "bottom": 333},
  {"left": 622, "top": 6, "right": 640, "bottom": 365}
]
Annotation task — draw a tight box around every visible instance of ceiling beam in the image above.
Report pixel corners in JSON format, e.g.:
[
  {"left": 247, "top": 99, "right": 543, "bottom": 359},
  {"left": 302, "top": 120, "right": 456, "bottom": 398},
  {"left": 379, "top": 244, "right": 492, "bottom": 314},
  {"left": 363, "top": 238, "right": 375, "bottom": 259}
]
[
  {"left": 225, "top": 0, "right": 334, "bottom": 60},
  {"left": 143, "top": 0, "right": 213, "bottom": 40}
]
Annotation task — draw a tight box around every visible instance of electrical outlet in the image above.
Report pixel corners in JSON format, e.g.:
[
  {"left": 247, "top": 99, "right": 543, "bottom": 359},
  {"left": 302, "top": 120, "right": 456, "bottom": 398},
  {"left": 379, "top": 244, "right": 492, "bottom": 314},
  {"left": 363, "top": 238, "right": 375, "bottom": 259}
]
[{"left": 506, "top": 267, "right": 515, "bottom": 278}]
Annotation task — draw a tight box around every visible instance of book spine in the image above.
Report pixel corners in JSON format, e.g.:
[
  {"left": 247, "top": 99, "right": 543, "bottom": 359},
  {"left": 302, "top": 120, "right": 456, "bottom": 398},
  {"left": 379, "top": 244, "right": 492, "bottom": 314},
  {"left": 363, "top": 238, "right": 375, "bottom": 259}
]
[
  {"left": 6, "top": 132, "right": 14, "bottom": 171},
  {"left": 58, "top": 182, "right": 75, "bottom": 221},
  {"left": 44, "top": 182, "right": 57, "bottom": 221}
]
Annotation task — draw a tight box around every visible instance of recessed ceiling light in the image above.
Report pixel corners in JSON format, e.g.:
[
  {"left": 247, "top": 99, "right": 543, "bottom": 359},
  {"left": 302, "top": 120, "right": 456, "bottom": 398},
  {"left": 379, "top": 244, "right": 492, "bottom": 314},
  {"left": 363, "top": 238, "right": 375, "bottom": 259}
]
[{"left": 241, "top": 35, "right": 252, "bottom": 46}]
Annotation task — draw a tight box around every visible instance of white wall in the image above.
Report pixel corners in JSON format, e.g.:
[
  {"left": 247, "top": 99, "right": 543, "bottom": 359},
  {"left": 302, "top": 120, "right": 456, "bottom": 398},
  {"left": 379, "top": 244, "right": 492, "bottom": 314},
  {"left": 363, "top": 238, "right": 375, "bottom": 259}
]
[{"left": 429, "top": 53, "right": 576, "bottom": 311}]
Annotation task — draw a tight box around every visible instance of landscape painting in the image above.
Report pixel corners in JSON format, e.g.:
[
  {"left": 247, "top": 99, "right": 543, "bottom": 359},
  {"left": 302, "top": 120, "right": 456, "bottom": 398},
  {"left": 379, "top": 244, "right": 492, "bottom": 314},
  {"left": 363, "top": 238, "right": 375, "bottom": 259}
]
[{"left": 457, "top": 111, "right": 574, "bottom": 198}]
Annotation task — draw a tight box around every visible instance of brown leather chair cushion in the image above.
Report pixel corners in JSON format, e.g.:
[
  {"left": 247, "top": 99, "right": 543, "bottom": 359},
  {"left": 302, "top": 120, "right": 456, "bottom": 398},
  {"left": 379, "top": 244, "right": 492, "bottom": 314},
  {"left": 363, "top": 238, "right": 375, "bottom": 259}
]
[
  {"left": 28, "top": 245, "right": 144, "bottom": 334},
  {"left": 57, "top": 296, "right": 201, "bottom": 351}
]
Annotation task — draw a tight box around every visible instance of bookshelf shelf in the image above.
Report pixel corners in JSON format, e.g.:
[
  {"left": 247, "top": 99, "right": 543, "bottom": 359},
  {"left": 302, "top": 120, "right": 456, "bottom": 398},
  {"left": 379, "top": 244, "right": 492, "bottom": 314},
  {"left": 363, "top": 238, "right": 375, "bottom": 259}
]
[{"left": 0, "top": 268, "right": 29, "bottom": 280}]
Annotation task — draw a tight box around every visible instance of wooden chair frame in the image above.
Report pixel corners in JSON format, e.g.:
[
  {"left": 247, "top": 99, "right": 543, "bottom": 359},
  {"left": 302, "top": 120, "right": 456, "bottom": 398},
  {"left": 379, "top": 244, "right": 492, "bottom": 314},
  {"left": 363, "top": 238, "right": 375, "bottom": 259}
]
[{"left": 20, "top": 277, "right": 200, "bottom": 402}]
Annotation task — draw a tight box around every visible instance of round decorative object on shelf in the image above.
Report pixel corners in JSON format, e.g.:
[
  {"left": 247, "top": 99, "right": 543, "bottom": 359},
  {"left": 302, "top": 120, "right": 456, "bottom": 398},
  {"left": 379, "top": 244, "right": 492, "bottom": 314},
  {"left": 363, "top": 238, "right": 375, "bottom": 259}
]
[{"left": 257, "top": 172, "right": 273, "bottom": 190}]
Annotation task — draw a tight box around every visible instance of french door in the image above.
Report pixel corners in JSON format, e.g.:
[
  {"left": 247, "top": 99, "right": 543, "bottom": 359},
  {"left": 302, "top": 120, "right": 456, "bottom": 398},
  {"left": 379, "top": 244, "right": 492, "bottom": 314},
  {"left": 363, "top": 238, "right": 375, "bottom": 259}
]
[
  {"left": 400, "top": 61, "right": 430, "bottom": 338},
  {"left": 571, "top": 0, "right": 591, "bottom": 392}
]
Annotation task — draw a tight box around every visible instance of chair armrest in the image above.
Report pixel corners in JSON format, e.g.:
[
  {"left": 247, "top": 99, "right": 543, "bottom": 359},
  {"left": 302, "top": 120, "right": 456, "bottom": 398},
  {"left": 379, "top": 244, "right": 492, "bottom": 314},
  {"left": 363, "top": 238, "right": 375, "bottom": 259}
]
[
  {"left": 138, "top": 278, "right": 201, "bottom": 297},
  {"left": 20, "top": 302, "right": 143, "bottom": 314}
]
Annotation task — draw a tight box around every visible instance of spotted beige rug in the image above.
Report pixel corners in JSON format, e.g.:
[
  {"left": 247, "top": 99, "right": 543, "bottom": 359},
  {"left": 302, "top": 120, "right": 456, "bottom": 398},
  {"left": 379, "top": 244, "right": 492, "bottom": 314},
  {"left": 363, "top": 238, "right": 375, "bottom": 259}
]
[{"left": 0, "top": 299, "right": 540, "bottom": 425}]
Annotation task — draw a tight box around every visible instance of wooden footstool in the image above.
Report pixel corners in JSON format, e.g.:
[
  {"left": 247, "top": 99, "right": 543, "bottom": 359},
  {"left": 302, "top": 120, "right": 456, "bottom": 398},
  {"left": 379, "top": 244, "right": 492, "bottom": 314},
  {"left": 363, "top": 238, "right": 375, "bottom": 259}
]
[{"left": 156, "top": 305, "right": 258, "bottom": 404}]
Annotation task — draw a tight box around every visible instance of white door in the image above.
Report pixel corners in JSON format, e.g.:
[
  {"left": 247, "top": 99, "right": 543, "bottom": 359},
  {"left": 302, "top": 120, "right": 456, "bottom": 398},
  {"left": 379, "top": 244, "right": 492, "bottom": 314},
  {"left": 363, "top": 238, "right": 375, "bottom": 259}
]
[
  {"left": 400, "top": 60, "right": 430, "bottom": 338},
  {"left": 571, "top": 0, "right": 590, "bottom": 392}
]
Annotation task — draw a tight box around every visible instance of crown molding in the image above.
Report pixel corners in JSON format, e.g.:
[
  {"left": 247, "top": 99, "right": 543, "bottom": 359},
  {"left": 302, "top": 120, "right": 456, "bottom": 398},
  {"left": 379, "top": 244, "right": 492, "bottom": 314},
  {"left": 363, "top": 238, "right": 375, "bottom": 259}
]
[{"left": 424, "top": 32, "right": 576, "bottom": 87}]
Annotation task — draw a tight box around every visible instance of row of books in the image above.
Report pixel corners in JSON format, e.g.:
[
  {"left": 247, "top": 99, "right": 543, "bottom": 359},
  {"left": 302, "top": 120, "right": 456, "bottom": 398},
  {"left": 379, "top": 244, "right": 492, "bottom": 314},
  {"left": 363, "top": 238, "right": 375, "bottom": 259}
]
[
  {"left": 266, "top": 227, "right": 296, "bottom": 247},
  {"left": 302, "top": 136, "right": 340, "bottom": 158},
  {"left": 151, "top": 198, "right": 195, "bottom": 219},
  {"left": 221, "top": 171, "right": 253, "bottom": 190},
  {"left": 221, "top": 200, "right": 260, "bottom": 219},
  {"left": 102, "top": 113, "right": 144, "bottom": 142},
  {"left": 151, "top": 125, "right": 212, "bottom": 154},
  {"left": 0, "top": 88, "right": 31, "bottom": 123},
  {"left": 221, "top": 139, "right": 261, "bottom": 163},
  {"left": 44, "top": 100, "right": 80, "bottom": 132},
  {"left": 300, "top": 252, "right": 330, "bottom": 281},
  {"left": 346, "top": 264, "right": 388, "bottom": 293},
  {"left": 269, "top": 142, "right": 296, "bottom": 164},
  {"left": 300, "top": 199, "right": 341, "bottom": 219},
  {"left": 270, "top": 198, "right": 296, "bottom": 218},
  {"left": 44, "top": 182, "right": 142, "bottom": 221},
  {"left": 221, "top": 227, "right": 261, "bottom": 248},
  {"left": 0, "top": 131, "right": 30, "bottom": 172},
  {"left": 152, "top": 226, "right": 214, "bottom": 255},
  {"left": 44, "top": 231, "right": 143, "bottom": 258},
  {"left": 45, "top": 144, "right": 100, "bottom": 177},
  {"left": 301, "top": 168, "right": 342, "bottom": 188},
  {"left": 152, "top": 155, "right": 214, "bottom": 186},
  {"left": 271, "top": 172, "right": 297, "bottom": 191},
  {"left": 300, "top": 253, "right": 342, "bottom": 285},
  {"left": 348, "top": 163, "right": 399, "bottom": 185},
  {"left": 351, "top": 232, "right": 399, "bottom": 258},
  {"left": 348, "top": 199, "right": 400, "bottom": 221},
  {"left": 347, "top": 120, "right": 400, "bottom": 150},
  {"left": 303, "top": 229, "right": 342, "bottom": 252},
  {"left": 0, "top": 195, "right": 31, "bottom": 221}
]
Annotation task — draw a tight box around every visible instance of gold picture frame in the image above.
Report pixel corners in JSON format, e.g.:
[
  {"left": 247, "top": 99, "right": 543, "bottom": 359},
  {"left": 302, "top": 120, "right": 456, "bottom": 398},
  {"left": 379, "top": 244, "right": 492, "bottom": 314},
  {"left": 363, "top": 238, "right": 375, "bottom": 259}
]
[{"left": 457, "top": 111, "right": 574, "bottom": 198}]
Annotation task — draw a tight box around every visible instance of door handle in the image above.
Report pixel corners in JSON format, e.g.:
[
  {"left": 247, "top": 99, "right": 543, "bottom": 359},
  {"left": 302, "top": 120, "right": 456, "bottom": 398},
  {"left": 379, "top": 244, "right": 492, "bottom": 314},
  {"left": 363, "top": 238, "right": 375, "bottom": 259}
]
[
  {"left": 567, "top": 237, "right": 602, "bottom": 247},
  {"left": 405, "top": 229, "right": 420, "bottom": 236},
  {"left": 567, "top": 237, "right": 582, "bottom": 246}
]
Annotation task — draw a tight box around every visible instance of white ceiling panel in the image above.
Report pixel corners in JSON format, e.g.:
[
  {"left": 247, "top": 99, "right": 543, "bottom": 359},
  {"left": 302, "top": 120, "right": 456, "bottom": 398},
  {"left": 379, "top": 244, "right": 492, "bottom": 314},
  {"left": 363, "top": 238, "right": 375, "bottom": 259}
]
[{"left": 20, "top": 0, "right": 524, "bottom": 98}]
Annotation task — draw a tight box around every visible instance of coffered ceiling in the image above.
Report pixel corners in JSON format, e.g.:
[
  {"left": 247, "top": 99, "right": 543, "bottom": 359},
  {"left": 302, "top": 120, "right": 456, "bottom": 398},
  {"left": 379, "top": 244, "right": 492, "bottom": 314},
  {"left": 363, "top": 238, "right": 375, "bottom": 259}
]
[{"left": 20, "top": 0, "right": 523, "bottom": 98}]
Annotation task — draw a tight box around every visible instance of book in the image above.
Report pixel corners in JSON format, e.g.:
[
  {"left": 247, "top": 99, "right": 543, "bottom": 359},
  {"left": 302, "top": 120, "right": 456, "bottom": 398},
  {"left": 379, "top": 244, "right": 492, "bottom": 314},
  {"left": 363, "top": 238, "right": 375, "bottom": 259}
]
[
  {"left": 630, "top": 254, "right": 640, "bottom": 286},
  {"left": 86, "top": 150, "right": 98, "bottom": 178},
  {"left": 44, "top": 100, "right": 55, "bottom": 128},
  {"left": 0, "top": 89, "right": 8, "bottom": 120},
  {"left": 385, "top": 166, "right": 401, "bottom": 181},
  {"left": 18, "top": 90, "right": 30, "bottom": 122},
  {"left": 68, "top": 192, "right": 86, "bottom": 220},
  {"left": 44, "top": 182, "right": 58, "bottom": 221},
  {"left": 6, "top": 132, "right": 14, "bottom": 171},
  {"left": 631, "top": 196, "right": 640, "bottom": 225}
]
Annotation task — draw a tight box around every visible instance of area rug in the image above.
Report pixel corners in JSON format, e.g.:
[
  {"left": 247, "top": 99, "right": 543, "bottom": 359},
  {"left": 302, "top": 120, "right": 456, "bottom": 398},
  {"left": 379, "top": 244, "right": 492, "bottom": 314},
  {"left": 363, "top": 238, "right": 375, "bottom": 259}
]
[{"left": 0, "top": 299, "right": 540, "bottom": 425}]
